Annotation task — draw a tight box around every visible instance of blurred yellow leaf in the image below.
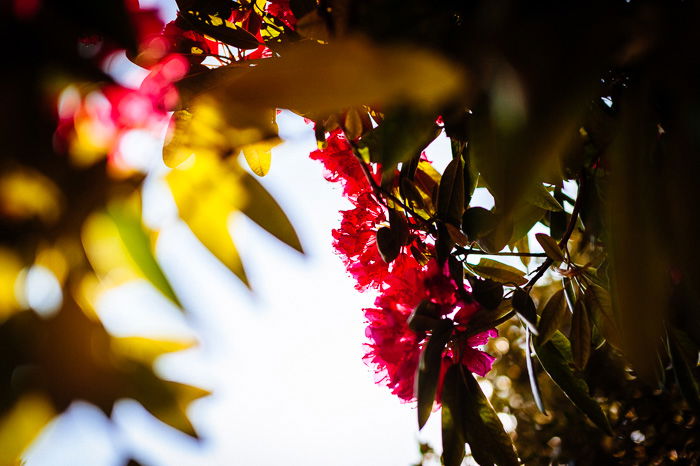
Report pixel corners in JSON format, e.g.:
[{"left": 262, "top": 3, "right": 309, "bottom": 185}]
[
  {"left": 218, "top": 37, "right": 465, "bottom": 114},
  {"left": 106, "top": 197, "right": 181, "bottom": 307},
  {"left": 164, "top": 98, "right": 279, "bottom": 169},
  {"left": 112, "top": 336, "right": 196, "bottom": 365},
  {"left": 167, "top": 154, "right": 249, "bottom": 285},
  {"left": 0, "top": 393, "right": 55, "bottom": 464},
  {"left": 82, "top": 211, "right": 140, "bottom": 287},
  {"left": 0, "top": 168, "right": 63, "bottom": 224},
  {"left": 0, "top": 247, "right": 24, "bottom": 320}
]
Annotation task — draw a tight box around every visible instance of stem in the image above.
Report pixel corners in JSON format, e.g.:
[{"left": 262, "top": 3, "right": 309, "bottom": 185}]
[
  {"left": 346, "top": 140, "right": 435, "bottom": 232},
  {"left": 455, "top": 246, "right": 547, "bottom": 258},
  {"left": 525, "top": 176, "right": 585, "bottom": 290}
]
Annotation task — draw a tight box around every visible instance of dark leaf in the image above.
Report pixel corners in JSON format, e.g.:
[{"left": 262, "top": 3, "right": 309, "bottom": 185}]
[
  {"left": 417, "top": 320, "right": 453, "bottom": 429},
  {"left": 440, "top": 372, "right": 466, "bottom": 466},
  {"left": 240, "top": 173, "right": 304, "bottom": 254},
  {"left": 388, "top": 209, "right": 410, "bottom": 246},
  {"left": 290, "top": 0, "right": 317, "bottom": 20},
  {"left": 537, "top": 289, "right": 568, "bottom": 345},
  {"left": 408, "top": 300, "right": 442, "bottom": 333},
  {"left": 442, "top": 366, "right": 520, "bottom": 466},
  {"left": 358, "top": 110, "right": 440, "bottom": 175},
  {"left": 437, "top": 157, "right": 465, "bottom": 226},
  {"left": 526, "top": 330, "right": 547, "bottom": 414},
  {"left": 468, "top": 277, "right": 504, "bottom": 310},
  {"left": 570, "top": 299, "right": 591, "bottom": 370},
  {"left": 534, "top": 332, "right": 612, "bottom": 434},
  {"left": 512, "top": 288, "right": 539, "bottom": 335},
  {"left": 668, "top": 328, "right": 700, "bottom": 412},
  {"left": 462, "top": 207, "right": 497, "bottom": 241},
  {"left": 376, "top": 227, "right": 401, "bottom": 263}
]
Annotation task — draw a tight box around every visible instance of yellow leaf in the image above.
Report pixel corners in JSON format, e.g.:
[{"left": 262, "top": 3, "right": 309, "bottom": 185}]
[
  {"left": 0, "top": 393, "right": 55, "bottom": 464},
  {"left": 242, "top": 139, "right": 279, "bottom": 176},
  {"left": 0, "top": 168, "right": 63, "bottom": 224},
  {"left": 0, "top": 247, "right": 24, "bottom": 320},
  {"left": 167, "top": 154, "right": 249, "bottom": 285},
  {"left": 112, "top": 336, "right": 196, "bottom": 365}
]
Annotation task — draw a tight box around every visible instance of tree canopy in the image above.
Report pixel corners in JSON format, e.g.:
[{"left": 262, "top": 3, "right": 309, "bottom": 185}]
[{"left": 2, "top": 0, "right": 700, "bottom": 464}]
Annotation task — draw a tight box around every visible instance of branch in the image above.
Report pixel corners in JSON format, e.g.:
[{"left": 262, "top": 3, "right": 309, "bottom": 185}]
[
  {"left": 454, "top": 246, "right": 547, "bottom": 258},
  {"left": 525, "top": 177, "right": 585, "bottom": 290}
]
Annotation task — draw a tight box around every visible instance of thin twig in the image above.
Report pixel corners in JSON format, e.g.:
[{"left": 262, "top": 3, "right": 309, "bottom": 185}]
[
  {"left": 525, "top": 176, "right": 585, "bottom": 291},
  {"left": 455, "top": 246, "right": 547, "bottom": 258}
]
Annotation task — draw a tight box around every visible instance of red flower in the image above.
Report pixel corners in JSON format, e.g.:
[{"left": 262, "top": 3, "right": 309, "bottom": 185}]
[
  {"left": 267, "top": 0, "right": 297, "bottom": 29},
  {"left": 309, "top": 126, "right": 498, "bottom": 403},
  {"left": 309, "top": 130, "right": 378, "bottom": 200}
]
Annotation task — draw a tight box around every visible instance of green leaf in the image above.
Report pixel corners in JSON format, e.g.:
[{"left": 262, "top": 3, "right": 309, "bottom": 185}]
[
  {"left": 570, "top": 298, "right": 592, "bottom": 370},
  {"left": 668, "top": 328, "right": 700, "bottom": 412},
  {"left": 537, "top": 289, "right": 568, "bottom": 345},
  {"left": 106, "top": 201, "right": 181, "bottom": 308},
  {"left": 239, "top": 173, "right": 304, "bottom": 254},
  {"left": 468, "top": 258, "right": 527, "bottom": 286},
  {"left": 417, "top": 320, "right": 453, "bottom": 429},
  {"left": 584, "top": 283, "right": 620, "bottom": 349},
  {"left": 535, "top": 232, "right": 566, "bottom": 263},
  {"left": 512, "top": 288, "right": 539, "bottom": 335},
  {"left": 525, "top": 330, "right": 547, "bottom": 414},
  {"left": 437, "top": 157, "right": 465, "bottom": 226},
  {"left": 534, "top": 332, "right": 612, "bottom": 434},
  {"left": 441, "top": 366, "right": 520, "bottom": 466}
]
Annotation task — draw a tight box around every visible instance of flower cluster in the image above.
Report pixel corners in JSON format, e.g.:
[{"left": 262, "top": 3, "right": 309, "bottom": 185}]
[{"left": 310, "top": 130, "right": 497, "bottom": 402}]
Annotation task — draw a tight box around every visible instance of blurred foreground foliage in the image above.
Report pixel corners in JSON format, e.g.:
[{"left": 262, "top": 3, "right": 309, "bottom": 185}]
[{"left": 1, "top": 0, "right": 700, "bottom": 464}]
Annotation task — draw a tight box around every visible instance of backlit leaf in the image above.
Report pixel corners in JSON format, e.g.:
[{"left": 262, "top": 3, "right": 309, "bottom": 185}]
[
  {"left": 535, "top": 232, "right": 566, "bottom": 263},
  {"left": 529, "top": 184, "right": 564, "bottom": 212},
  {"left": 106, "top": 198, "right": 181, "bottom": 307},
  {"left": 217, "top": 38, "right": 465, "bottom": 114},
  {"left": 242, "top": 140, "right": 276, "bottom": 176},
  {"left": 537, "top": 289, "right": 568, "bottom": 345},
  {"left": 468, "top": 258, "right": 527, "bottom": 287},
  {"left": 570, "top": 299, "right": 591, "bottom": 370},
  {"left": 526, "top": 329, "right": 546, "bottom": 413},
  {"left": 534, "top": 332, "right": 612, "bottom": 434}
]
